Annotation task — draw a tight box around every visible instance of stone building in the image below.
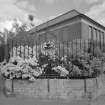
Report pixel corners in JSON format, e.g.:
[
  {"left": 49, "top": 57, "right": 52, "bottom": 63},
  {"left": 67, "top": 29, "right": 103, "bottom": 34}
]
[{"left": 29, "top": 9, "right": 105, "bottom": 43}]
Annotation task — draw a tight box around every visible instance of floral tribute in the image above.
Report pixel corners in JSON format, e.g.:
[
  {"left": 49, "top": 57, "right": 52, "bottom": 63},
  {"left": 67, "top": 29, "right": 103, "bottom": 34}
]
[
  {"left": 0, "top": 41, "right": 104, "bottom": 81},
  {"left": 0, "top": 56, "right": 44, "bottom": 81}
]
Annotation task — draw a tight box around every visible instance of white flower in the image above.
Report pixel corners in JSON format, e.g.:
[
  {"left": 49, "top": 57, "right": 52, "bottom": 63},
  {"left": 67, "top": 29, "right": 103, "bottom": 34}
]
[
  {"left": 22, "top": 73, "right": 31, "bottom": 79},
  {"left": 32, "top": 67, "right": 43, "bottom": 77},
  {"left": 72, "top": 65, "right": 81, "bottom": 75},
  {"left": 1, "top": 62, "right": 23, "bottom": 79},
  {"left": 25, "top": 57, "right": 38, "bottom": 66},
  {"left": 32, "top": 71, "right": 40, "bottom": 77},
  {"left": 41, "top": 41, "right": 55, "bottom": 55},
  {"left": 17, "top": 60, "right": 27, "bottom": 67},
  {"left": 61, "top": 56, "right": 67, "bottom": 61},
  {"left": 22, "top": 65, "right": 32, "bottom": 73},
  {"left": 42, "top": 64, "right": 48, "bottom": 68},
  {"left": 15, "top": 72, "right": 22, "bottom": 78},
  {"left": 29, "top": 76, "right": 36, "bottom": 82},
  {"left": 52, "top": 66, "right": 69, "bottom": 76},
  {"left": 1, "top": 63, "right": 16, "bottom": 73}
]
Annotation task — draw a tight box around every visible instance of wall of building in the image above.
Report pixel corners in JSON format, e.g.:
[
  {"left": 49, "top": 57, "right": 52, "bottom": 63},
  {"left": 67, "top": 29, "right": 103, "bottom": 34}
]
[
  {"left": 81, "top": 22, "right": 89, "bottom": 40},
  {"left": 62, "top": 22, "right": 81, "bottom": 41},
  {"left": 36, "top": 10, "right": 79, "bottom": 32},
  {"left": 36, "top": 17, "right": 105, "bottom": 43},
  {"left": 37, "top": 18, "right": 82, "bottom": 42},
  {"left": 81, "top": 19, "right": 105, "bottom": 40},
  {"left": 81, "top": 19, "right": 105, "bottom": 33}
]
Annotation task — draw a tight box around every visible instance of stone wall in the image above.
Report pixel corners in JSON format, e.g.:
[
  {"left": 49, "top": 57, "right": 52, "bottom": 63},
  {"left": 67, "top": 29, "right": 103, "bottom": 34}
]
[
  {"left": 0, "top": 74, "right": 5, "bottom": 94},
  {"left": 5, "top": 75, "right": 105, "bottom": 100}
]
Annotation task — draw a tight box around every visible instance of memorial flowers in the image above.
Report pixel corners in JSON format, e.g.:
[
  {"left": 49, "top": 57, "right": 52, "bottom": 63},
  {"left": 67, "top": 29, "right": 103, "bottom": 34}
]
[
  {"left": 0, "top": 41, "right": 104, "bottom": 80},
  {"left": 52, "top": 66, "right": 69, "bottom": 76},
  {"left": 0, "top": 56, "right": 44, "bottom": 80}
]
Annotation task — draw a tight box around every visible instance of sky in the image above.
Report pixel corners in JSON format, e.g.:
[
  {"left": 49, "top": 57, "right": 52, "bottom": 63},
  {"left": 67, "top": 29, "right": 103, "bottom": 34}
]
[{"left": 0, "top": 0, "right": 105, "bottom": 31}]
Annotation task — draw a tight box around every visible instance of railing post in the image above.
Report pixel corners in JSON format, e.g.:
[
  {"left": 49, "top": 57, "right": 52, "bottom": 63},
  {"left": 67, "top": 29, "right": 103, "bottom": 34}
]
[
  {"left": 47, "top": 79, "right": 50, "bottom": 93},
  {"left": 11, "top": 79, "right": 14, "bottom": 93},
  {"left": 84, "top": 78, "right": 87, "bottom": 95}
]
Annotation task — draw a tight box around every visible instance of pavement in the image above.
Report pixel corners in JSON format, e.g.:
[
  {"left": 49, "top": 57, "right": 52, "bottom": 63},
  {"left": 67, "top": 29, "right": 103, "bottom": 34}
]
[
  {"left": 0, "top": 92, "right": 105, "bottom": 105},
  {"left": 0, "top": 93, "right": 89, "bottom": 105},
  {"left": 91, "top": 94, "right": 105, "bottom": 105}
]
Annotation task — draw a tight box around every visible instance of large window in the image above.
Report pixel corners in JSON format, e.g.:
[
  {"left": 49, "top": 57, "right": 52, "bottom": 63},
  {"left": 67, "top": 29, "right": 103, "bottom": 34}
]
[
  {"left": 88, "top": 25, "right": 105, "bottom": 51},
  {"left": 88, "top": 26, "right": 105, "bottom": 42}
]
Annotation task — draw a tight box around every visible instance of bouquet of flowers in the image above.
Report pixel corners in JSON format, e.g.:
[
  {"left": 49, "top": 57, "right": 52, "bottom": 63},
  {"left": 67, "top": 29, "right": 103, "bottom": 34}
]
[
  {"left": 1, "top": 63, "right": 22, "bottom": 79},
  {"left": 52, "top": 66, "right": 69, "bottom": 77},
  {"left": 0, "top": 56, "right": 44, "bottom": 80}
]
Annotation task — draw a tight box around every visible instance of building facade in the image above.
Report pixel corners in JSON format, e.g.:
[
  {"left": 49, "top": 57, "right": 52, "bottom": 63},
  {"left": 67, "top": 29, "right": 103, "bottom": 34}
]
[{"left": 30, "top": 10, "right": 105, "bottom": 43}]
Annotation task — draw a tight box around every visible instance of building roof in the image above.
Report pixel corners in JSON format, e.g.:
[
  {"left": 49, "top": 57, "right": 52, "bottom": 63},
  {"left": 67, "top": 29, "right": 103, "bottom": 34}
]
[{"left": 29, "top": 9, "right": 105, "bottom": 34}]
